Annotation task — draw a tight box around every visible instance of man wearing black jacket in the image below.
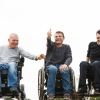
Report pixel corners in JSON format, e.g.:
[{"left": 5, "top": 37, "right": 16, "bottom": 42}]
[
  {"left": 76, "top": 29, "right": 100, "bottom": 94},
  {"left": 46, "top": 29, "right": 72, "bottom": 100}
]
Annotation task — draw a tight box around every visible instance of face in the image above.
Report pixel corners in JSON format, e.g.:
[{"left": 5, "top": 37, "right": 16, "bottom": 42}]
[
  {"left": 8, "top": 36, "right": 19, "bottom": 48},
  {"left": 54, "top": 33, "right": 65, "bottom": 45},
  {"left": 96, "top": 33, "right": 100, "bottom": 45}
]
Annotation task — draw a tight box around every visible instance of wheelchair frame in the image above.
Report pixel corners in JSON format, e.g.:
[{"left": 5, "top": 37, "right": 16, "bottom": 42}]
[
  {"left": 76, "top": 69, "right": 100, "bottom": 100},
  {"left": 0, "top": 56, "right": 26, "bottom": 100},
  {"left": 38, "top": 65, "right": 76, "bottom": 100}
]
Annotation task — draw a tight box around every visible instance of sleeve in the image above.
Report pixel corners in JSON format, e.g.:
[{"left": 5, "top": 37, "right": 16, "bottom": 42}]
[
  {"left": 18, "top": 47, "right": 37, "bottom": 60},
  {"left": 64, "top": 45, "right": 72, "bottom": 66},
  {"left": 87, "top": 42, "right": 91, "bottom": 57},
  {"left": 47, "top": 38, "right": 54, "bottom": 50}
]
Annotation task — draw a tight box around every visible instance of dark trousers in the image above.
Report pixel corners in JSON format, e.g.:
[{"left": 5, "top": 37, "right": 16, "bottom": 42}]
[{"left": 79, "top": 61, "right": 100, "bottom": 89}]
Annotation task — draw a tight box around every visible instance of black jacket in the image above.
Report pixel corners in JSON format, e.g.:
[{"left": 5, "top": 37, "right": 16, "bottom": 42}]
[{"left": 45, "top": 38, "right": 72, "bottom": 66}]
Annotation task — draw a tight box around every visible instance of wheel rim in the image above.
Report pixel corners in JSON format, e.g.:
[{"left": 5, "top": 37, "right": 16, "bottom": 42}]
[
  {"left": 38, "top": 67, "right": 44, "bottom": 100},
  {"left": 38, "top": 69, "right": 41, "bottom": 99}
]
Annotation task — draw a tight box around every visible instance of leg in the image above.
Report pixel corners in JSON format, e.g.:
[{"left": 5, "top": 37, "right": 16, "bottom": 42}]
[
  {"left": 58, "top": 64, "right": 71, "bottom": 95},
  {"left": 93, "top": 61, "right": 100, "bottom": 89},
  {"left": 46, "top": 65, "right": 57, "bottom": 95},
  {"left": 7, "top": 62, "right": 18, "bottom": 90},
  {"left": 79, "top": 61, "right": 92, "bottom": 89}
]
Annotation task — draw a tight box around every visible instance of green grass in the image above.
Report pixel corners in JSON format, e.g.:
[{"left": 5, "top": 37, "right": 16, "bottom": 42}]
[{"left": 54, "top": 98, "right": 64, "bottom": 100}]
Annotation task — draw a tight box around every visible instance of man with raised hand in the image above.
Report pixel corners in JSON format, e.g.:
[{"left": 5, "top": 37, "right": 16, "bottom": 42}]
[
  {"left": 45, "top": 29, "right": 72, "bottom": 100},
  {"left": 0, "top": 33, "right": 45, "bottom": 94}
]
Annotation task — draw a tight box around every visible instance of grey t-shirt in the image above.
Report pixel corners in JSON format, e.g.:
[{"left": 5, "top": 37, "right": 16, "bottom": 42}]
[{"left": 0, "top": 45, "right": 36, "bottom": 64}]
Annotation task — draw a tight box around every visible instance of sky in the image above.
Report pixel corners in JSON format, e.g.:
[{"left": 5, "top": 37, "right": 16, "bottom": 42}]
[{"left": 0, "top": 0, "right": 100, "bottom": 100}]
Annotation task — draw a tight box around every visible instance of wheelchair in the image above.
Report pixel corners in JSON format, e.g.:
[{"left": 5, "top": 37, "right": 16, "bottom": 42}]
[
  {"left": 0, "top": 56, "right": 26, "bottom": 100},
  {"left": 77, "top": 68, "right": 100, "bottom": 100},
  {"left": 38, "top": 64, "right": 76, "bottom": 100}
]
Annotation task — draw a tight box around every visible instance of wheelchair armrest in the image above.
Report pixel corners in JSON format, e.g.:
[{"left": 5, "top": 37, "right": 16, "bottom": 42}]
[
  {"left": 17, "top": 56, "right": 25, "bottom": 71},
  {"left": 18, "top": 56, "right": 24, "bottom": 66}
]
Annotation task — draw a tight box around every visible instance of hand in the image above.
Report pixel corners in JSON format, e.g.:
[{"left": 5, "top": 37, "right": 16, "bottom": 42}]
[
  {"left": 47, "top": 29, "right": 52, "bottom": 39},
  {"left": 38, "top": 54, "right": 45, "bottom": 60},
  {"left": 60, "top": 64, "right": 68, "bottom": 71}
]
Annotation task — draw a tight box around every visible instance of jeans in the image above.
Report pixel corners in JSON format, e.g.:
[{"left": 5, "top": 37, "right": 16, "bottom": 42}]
[
  {"left": 79, "top": 61, "right": 100, "bottom": 90},
  {"left": 46, "top": 64, "right": 71, "bottom": 95},
  {"left": 0, "top": 62, "right": 18, "bottom": 92}
]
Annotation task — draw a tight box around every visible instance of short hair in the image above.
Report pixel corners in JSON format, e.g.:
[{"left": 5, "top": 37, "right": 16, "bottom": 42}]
[
  {"left": 55, "top": 31, "right": 64, "bottom": 37},
  {"left": 9, "top": 33, "right": 18, "bottom": 39},
  {"left": 96, "top": 30, "right": 100, "bottom": 34}
]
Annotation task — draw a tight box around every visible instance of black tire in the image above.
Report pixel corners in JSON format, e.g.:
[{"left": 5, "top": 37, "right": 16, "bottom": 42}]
[
  {"left": 21, "top": 91, "right": 26, "bottom": 100},
  {"left": 70, "top": 67, "right": 76, "bottom": 100},
  {"left": 16, "top": 93, "right": 21, "bottom": 100},
  {"left": 43, "top": 94, "right": 47, "bottom": 100},
  {"left": 21, "top": 84, "right": 24, "bottom": 91},
  {"left": 38, "top": 67, "right": 44, "bottom": 100}
]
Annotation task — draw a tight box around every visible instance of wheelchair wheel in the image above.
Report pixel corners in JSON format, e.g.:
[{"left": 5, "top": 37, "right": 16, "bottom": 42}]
[
  {"left": 17, "top": 93, "right": 21, "bottom": 100},
  {"left": 38, "top": 67, "right": 44, "bottom": 100},
  {"left": 70, "top": 67, "right": 76, "bottom": 100},
  {"left": 21, "top": 84, "right": 24, "bottom": 91},
  {"left": 43, "top": 93, "right": 47, "bottom": 100}
]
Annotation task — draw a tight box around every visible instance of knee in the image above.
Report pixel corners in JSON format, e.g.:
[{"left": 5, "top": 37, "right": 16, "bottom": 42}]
[
  {"left": 93, "top": 61, "right": 100, "bottom": 67},
  {"left": 49, "top": 66, "right": 57, "bottom": 73},
  {"left": 80, "top": 61, "right": 87, "bottom": 68},
  {"left": 8, "top": 62, "right": 17, "bottom": 72},
  {"left": 60, "top": 68, "right": 69, "bottom": 74}
]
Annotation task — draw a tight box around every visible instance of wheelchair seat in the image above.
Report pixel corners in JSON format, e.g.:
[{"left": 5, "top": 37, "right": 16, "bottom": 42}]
[
  {"left": 0, "top": 56, "right": 26, "bottom": 100},
  {"left": 38, "top": 66, "right": 76, "bottom": 100}
]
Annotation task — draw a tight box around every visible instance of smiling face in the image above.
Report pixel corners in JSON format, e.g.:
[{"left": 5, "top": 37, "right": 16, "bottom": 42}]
[
  {"left": 8, "top": 35, "right": 19, "bottom": 48},
  {"left": 54, "top": 32, "right": 65, "bottom": 45},
  {"left": 96, "top": 33, "right": 100, "bottom": 45}
]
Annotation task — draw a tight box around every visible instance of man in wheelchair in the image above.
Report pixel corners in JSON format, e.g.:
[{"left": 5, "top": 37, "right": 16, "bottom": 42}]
[
  {"left": 45, "top": 29, "right": 72, "bottom": 100},
  {"left": 76, "top": 29, "right": 100, "bottom": 95},
  {"left": 0, "top": 33, "right": 45, "bottom": 94}
]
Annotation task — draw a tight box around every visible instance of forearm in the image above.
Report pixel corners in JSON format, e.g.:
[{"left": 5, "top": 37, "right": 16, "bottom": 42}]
[
  {"left": 19, "top": 47, "right": 37, "bottom": 60},
  {"left": 47, "top": 38, "right": 53, "bottom": 49},
  {"left": 86, "top": 57, "right": 90, "bottom": 62},
  {"left": 64, "top": 56, "right": 72, "bottom": 66}
]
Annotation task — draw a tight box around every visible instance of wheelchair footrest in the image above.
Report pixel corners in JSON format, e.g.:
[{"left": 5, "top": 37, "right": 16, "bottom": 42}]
[
  {"left": 55, "top": 96, "right": 63, "bottom": 98},
  {"left": 77, "top": 94, "right": 100, "bottom": 97}
]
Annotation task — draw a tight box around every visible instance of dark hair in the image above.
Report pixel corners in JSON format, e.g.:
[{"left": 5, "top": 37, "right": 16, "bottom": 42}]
[
  {"left": 96, "top": 29, "right": 100, "bottom": 34},
  {"left": 55, "top": 31, "right": 64, "bottom": 37}
]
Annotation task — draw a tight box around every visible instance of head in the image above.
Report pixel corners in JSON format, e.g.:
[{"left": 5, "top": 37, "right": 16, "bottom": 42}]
[
  {"left": 8, "top": 33, "right": 19, "bottom": 48},
  {"left": 54, "top": 31, "right": 65, "bottom": 45},
  {"left": 96, "top": 30, "right": 100, "bottom": 45}
]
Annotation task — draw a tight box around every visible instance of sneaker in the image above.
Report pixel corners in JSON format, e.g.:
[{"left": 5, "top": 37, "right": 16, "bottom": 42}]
[
  {"left": 74, "top": 88, "right": 87, "bottom": 95},
  {"left": 10, "top": 88, "right": 18, "bottom": 94},
  {"left": 47, "top": 94, "right": 54, "bottom": 100},
  {"left": 64, "top": 93, "right": 70, "bottom": 100},
  {"left": 94, "top": 88, "right": 100, "bottom": 94}
]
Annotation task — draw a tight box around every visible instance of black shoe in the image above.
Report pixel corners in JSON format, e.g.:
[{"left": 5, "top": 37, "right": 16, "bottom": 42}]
[
  {"left": 74, "top": 88, "right": 87, "bottom": 95},
  {"left": 94, "top": 88, "right": 100, "bottom": 94},
  {"left": 11, "top": 88, "right": 18, "bottom": 94}
]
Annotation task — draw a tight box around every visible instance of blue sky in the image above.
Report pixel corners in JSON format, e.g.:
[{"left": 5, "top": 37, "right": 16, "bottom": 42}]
[{"left": 0, "top": 0, "right": 100, "bottom": 99}]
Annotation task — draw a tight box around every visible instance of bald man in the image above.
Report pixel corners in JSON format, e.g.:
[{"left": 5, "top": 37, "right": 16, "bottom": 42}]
[{"left": 0, "top": 33, "right": 45, "bottom": 94}]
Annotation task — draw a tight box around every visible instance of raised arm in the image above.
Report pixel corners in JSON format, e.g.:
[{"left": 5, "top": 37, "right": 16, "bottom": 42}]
[{"left": 47, "top": 29, "right": 53, "bottom": 49}]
